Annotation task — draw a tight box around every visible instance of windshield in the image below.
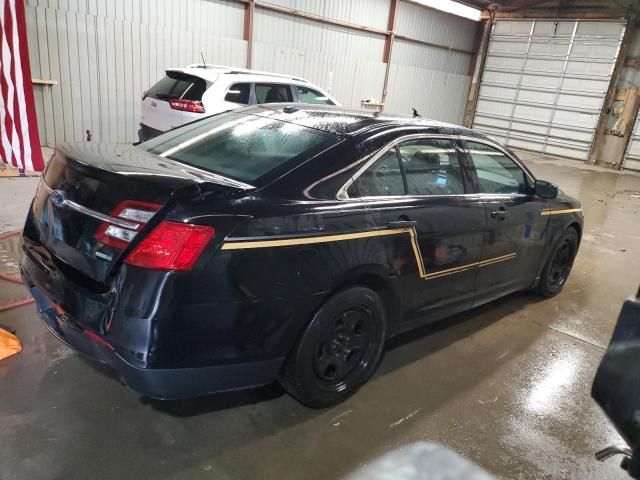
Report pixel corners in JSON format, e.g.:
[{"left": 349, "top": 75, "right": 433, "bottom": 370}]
[{"left": 139, "top": 112, "right": 340, "bottom": 183}]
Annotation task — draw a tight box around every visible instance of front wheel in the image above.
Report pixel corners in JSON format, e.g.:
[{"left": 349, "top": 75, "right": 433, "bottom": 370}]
[
  {"left": 536, "top": 227, "right": 579, "bottom": 297},
  {"left": 279, "top": 286, "right": 387, "bottom": 408}
]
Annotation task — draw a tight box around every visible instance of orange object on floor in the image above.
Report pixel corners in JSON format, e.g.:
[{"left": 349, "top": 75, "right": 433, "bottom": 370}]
[{"left": 0, "top": 328, "right": 22, "bottom": 360}]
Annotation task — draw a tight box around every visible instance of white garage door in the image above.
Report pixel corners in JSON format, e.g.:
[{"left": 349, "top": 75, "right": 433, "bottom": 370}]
[
  {"left": 623, "top": 113, "right": 640, "bottom": 171},
  {"left": 473, "top": 20, "right": 626, "bottom": 160}
]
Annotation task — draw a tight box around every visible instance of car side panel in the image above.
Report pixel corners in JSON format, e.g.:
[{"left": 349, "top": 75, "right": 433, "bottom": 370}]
[{"left": 165, "top": 203, "right": 420, "bottom": 366}]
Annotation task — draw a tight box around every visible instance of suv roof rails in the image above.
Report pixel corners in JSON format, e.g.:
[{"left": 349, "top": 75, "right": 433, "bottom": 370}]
[{"left": 185, "top": 63, "right": 308, "bottom": 83}]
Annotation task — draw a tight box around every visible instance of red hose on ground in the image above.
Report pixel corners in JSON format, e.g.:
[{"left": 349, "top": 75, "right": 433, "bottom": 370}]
[
  {"left": 0, "top": 229, "right": 20, "bottom": 241},
  {"left": 0, "top": 298, "right": 34, "bottom": 313},
  {"left": 0, "top": 273, "right": 22, "bottom": 284}
]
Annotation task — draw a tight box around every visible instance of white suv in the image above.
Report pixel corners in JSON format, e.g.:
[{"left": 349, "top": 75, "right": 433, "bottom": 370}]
[{"left": 139, "top": 64, "right": 340, "bottom": 141}]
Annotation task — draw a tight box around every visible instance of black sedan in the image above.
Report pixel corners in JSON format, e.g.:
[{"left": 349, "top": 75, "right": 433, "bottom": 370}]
[{"left": 21, "top": 105, "right": 583, "bottom": 407}]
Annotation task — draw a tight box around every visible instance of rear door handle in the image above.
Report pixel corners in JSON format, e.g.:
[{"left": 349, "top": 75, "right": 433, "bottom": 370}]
[
  {"left": 491, "top": 208, "right": 508, "bottom": 220},
  {"left": 387, "top": 220, "right": 417, "bottom": 229}
]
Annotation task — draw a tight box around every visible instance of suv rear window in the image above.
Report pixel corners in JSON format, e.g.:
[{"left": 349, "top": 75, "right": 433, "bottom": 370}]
[
  {"left": 224, "top": 83, "right": 250, "bottom": 104},
  {"left": 140, "top": 112, "right": 339, "bottom": 183},
  {"left": 295, "top": 86, "right": 334, "bottom": 105},
  {"left": 147, "top": 71, "right": 207, "bottom": 101},
  {"left": 255, "top": 83, "right": 293, "bottom": 104}
]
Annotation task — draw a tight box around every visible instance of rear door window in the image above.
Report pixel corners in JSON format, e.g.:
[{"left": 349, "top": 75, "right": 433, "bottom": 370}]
[
  {"left": 147, "top": 71, "right": 207, "bottom": 101},
  {"left": 295, "top": 86, "right": 334, "bottom": 105},
  {"left": 397, "top": 139, "right": 465, "bottom": 195},
  {"left": 351, "top": 148, "right": 405, "bottom": 197},
  {"left": 224, "top": 83, "right": 251, "bottom": 105},
  {"left": 255, "top": 83, "right": 294, "bottom": 104}
]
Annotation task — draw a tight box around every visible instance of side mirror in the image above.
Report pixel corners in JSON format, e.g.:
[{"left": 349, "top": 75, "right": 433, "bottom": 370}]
[{"left": 534, "top": 179, "right": 558, "bottom": 199}]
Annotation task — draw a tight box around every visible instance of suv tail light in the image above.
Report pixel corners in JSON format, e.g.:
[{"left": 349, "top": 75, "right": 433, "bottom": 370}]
[
  {"left": 169, "top": 99, "right": 205, "bottom": 113},
  {"left": 95, "top": 201, "right": 162, "bottom": 250},
  {"left": 125, "top": 221, "right": 215, "bottom": 271}
]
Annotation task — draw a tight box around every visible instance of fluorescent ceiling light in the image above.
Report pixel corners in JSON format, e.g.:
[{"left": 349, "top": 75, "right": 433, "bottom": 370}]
[{"left": 411, "top": 0, "right": 482, "bottom": 21}]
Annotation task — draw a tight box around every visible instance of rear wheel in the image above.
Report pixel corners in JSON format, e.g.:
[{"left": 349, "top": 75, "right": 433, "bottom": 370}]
[
  {"left": 536, "top": 227, "right": 579, "bottom": 297},
  {"left": 279, "top": 286, "right": 386, "bottom": 408}
]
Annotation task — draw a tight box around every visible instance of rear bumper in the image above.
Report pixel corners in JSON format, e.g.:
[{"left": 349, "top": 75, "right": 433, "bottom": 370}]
[
  {"left": 30, "top": 286, "right": 283, "bottom": 399},
  {"left": 138, "top": 123, "right": 164, "bottom": 142},
  {"left": 20, "top": 242, "right": 285, "bottom": 400}
]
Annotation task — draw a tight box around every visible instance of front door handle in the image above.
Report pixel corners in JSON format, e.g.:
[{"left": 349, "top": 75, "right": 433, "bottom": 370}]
[
  {"left": 491, "top": 208, "right": 508, "bottom": 220},
  {"left": 387, "top": 220, "right": 417, "bottom": 229}
]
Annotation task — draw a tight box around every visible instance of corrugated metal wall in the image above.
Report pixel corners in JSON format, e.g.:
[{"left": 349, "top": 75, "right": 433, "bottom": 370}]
[
  {"left": 385, "top": 1, "right": 476, "bottom": 123},
  {"left": 25, "top": 0, "right": 478, "bottom": 146},
  {"left": 26, "top": 0, "right": 247, "bottom": 145},
  {"left": 252, "top": 6, "right": 388, "bottom": 110}
]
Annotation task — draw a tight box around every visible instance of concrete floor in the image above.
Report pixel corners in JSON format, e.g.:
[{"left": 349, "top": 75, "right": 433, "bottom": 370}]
[{"left": 1, "top": 152, "right": 640, "bottom": 480}]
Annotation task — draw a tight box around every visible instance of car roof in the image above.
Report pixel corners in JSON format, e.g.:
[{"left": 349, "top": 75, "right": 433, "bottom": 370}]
[
  {"left": 166, "top": 64, "right": 309, "bottom": 84},
  {"left": 239, "top": 103, "right": 490, "bottom": 140}
]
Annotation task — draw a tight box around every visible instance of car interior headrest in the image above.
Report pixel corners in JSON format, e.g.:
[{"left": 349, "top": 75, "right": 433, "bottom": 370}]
[{"left": 413, "top": 151, "right": 441, "bottom": 169}]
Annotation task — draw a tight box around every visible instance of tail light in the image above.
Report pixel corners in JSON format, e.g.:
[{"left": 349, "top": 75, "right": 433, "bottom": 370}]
[
  {"left": 125, "top": 221, "right": 215, "bottom": 271},
  {"left": 95, "top": 200, "right": 162, "bottom": 250},
  {"left": 169, "top": 99, "right": 205, "bottom": 113}
]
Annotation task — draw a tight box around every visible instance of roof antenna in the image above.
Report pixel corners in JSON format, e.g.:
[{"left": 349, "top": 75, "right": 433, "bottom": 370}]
[
  {"left": 200, "top": 51, "right": 207, "bottom": 68},
  {"left": 412, "top": 107, "right": 421, "bottom": 118}
]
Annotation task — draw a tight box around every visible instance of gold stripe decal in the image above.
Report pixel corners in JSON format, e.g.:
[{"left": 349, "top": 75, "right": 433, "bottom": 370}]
[
  {"left": 221, "top": 227, "right": 516, "bottom": 281},
  {"left": 424, "top": 253, "right": 517, "bottom": 280},
  {"left": 540, "top": 208, "right": 582, "bottom": 216},
  {"left": 220, "top": 228, "right": 414, "bottom": 250}
]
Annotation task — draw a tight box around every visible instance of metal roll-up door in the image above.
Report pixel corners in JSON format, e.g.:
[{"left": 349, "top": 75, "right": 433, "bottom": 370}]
[{"left": 473, "top": 20, "right": 626, "bottom": 160}]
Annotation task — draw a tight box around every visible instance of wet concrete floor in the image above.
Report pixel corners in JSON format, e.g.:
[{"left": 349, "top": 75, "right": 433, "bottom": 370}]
[{"left": 1, "top": 153, "right": 639, "bottom": 479}]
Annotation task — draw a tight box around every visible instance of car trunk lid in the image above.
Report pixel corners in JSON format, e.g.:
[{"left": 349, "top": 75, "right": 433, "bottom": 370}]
[{"left": 30, "top": 142, "right": 249, "bottom": 284}]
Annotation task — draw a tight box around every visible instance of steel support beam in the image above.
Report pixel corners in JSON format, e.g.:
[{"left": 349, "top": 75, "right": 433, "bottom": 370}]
[
  {"left": 243, "top": 0, "right": 255, "bottom": 69},
  {"left": 463, "top": 18, "right": 491, "bottom": 127},
  {"left": 588, "top": 20, "right": 637, "bottom": 167},
  {"left": 381, "top": 0, "right": 398, "bottom": 107},
  {"left": 382, "top": 0, "right": 398, "bottom": 63}
]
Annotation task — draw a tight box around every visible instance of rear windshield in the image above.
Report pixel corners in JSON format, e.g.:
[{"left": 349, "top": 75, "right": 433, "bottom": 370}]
[
  {"left": 139, "top": 112, "right": 340, "bottom": 183},
  {"left": 147, "top": 71, "right": 207, "bottom": 101}
]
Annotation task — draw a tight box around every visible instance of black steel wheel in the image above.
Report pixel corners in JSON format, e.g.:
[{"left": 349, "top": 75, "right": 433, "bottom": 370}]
[
  {"left": 537, "top": 227, "right": 579, "bottom": 297},
  {"left": 279, "top": 286, "right": 386, "bottom": 408}
]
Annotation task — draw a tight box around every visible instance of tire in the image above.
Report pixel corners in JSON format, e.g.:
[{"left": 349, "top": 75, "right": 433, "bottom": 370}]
[
  {"left": 536, "top": 227, "right": 579, "bottom": 298},
  {"left": 279, "top": 286, "right": 387, "bottom": 408}
]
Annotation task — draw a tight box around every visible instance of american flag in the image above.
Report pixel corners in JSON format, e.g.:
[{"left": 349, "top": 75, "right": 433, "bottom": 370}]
[{"left": 0, "top": 0, "right": 44, "bottom": 172}]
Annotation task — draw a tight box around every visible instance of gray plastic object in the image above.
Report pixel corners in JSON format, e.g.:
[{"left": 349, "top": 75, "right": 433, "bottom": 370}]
[{"left": 345, "top": 442, "right": 495, "bottom": 480}]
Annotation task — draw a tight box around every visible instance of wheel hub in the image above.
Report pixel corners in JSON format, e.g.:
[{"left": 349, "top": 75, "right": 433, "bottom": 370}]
[{"left": 314, "top": 308, "right": 372, "bottom": 384}]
